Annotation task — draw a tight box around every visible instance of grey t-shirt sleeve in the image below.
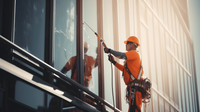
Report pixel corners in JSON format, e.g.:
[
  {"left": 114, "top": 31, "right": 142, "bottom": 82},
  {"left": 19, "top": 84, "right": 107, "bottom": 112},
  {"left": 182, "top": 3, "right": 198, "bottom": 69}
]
[{"left": 110, "top": 49, "right": 127, "bottom": 60}]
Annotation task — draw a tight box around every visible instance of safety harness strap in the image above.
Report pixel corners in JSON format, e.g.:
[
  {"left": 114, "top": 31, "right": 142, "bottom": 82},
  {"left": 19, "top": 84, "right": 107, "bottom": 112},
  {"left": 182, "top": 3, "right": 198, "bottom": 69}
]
[
  {"left": 137, "top": 60, "right": 143, "bottom": 80},
  {"left": 124, "top": 61, "right": 143, "bottom": 80}
]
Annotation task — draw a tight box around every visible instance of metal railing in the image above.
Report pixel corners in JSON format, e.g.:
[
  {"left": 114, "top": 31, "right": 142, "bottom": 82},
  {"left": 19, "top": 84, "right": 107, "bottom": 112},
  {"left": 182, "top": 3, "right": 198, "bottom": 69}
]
[{"left": 0, "top": 35, "right": 121, "bottom": 112}]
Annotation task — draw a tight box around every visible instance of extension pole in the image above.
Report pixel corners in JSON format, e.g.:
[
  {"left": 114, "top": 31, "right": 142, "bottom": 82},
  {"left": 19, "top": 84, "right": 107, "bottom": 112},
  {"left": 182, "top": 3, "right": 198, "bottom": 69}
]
[
  {"left": 83, "top": 21, "right": 115, "bottom": 109},
  {"left": 83, "top": 21, "right": 107, "bottom": 48}
]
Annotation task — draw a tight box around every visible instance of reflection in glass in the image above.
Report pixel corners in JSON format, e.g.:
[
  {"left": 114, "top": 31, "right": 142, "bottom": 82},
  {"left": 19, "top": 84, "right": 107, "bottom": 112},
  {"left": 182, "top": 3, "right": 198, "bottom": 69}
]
[
  {"left": 83, "top": 0, "right": 98, "bottom": 94},
  {"left": 54, "top": 0, "right": 77, "bottom": 79},
  {"left": 14, "top": 0, "right": 46, "bottom": 60},
  {"left": 61, "top": 41, "right": 98, "bottom": 87}
]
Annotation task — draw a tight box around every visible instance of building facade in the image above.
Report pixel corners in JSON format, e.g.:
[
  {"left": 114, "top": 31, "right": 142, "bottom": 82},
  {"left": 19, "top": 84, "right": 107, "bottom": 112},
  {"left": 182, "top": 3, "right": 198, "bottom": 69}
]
[{"left": 0, "top": 0, "right": 199, "bottom": 112}]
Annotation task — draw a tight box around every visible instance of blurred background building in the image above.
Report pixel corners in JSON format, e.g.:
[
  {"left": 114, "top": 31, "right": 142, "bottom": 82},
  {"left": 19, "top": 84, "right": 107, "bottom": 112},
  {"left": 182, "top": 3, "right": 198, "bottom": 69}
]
[{"left": 0, "top": 0, "right": 199, "bottom": 112}]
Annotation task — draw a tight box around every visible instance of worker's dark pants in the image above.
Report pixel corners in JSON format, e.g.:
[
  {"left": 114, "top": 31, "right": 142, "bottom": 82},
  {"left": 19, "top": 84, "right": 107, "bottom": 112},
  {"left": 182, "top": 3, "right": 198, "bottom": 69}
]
[
  {"left": 130, "top": 87, "right": 136, "bottom": 112},
  {"left": 130, "top": 87, "right": 140, "bottom": 112}
]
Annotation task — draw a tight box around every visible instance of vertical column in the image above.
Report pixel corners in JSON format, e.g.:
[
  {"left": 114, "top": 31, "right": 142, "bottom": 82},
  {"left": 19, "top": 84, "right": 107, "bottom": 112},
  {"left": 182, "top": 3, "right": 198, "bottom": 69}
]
[
  {"left": 44, "top": 0, "right": 55, "bottom": 107},
  {"left": 44, "top": 0, "right": 55, "bottom": 84},
  {"left": 97, "top": 0, "right": 105, "bottom": 101},
  {"left": 112, "top": 0, "right": 121, "bottom": 110},
  {"left": 76, "top": 0, "right": 84, "bottom": 100}
]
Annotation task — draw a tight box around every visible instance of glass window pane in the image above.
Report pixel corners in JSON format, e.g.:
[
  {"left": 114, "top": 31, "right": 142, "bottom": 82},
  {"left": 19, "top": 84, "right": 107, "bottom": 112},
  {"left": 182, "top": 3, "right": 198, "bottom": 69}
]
[
  {"left": 103, "top": 0, "right": 115, "bottom": 111},
  {"left": 83, "top": 0, "right": 98, "bottom": 94},
  {"left": 14, "top": 80, "right": 45, "bottom": 110},
  {"left": 14, "top": 0, "right": 46, "bottom": 60},
  {"left": 54, "top": 0, "right": 77, "bottom": 79}
]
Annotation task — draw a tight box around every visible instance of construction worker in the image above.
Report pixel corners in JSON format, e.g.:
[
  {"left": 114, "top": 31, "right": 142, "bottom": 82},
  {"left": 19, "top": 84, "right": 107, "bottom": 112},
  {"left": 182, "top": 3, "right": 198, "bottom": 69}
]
[
  {"left": 61, "top": 41, "right": 98, "bottom": 87},
  {"left": 104, "top": 36, "right": 143, "bottom": 112}
]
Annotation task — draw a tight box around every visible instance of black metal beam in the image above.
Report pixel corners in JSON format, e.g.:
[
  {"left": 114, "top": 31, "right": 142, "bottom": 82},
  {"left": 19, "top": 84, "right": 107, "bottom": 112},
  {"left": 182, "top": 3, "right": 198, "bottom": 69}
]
[{"left": 0, "top": 35, "right": 121, "bottom": 112}]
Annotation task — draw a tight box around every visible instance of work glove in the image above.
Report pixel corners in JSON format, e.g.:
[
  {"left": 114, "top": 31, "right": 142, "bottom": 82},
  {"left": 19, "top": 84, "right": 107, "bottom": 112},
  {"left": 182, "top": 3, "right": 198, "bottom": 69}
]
[
  {"left": 108, "top": 54, "right": 116, "bottom": 65},
  {"left": 104, "top": 48, "right": 110, "bottom": 53}
]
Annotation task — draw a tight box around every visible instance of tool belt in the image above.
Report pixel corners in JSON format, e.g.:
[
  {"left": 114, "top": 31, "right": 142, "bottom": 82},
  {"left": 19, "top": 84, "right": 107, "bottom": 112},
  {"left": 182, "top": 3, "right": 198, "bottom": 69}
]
[
  {"left": 126, "top": 78, "right": 151, "bottom": 103},
  {"left": 124, "top": 62, "right": 152, "bottom": 103}
]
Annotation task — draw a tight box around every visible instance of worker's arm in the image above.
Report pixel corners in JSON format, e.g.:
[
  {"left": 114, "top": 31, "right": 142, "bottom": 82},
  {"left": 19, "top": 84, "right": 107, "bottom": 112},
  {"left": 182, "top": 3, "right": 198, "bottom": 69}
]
[
  {"left": 114, "top": 62, "right": 124, "bottom": 71},
  {"left": 104, "top": 48, "right": 127, "bottom": 60},
  {"left": 61, "top": 67, "right": 69, "bottom": 74},
  {"left": 108, "top": 54, "right": 124, "bottom": 71},
  {"left": 61, "top": 58, "right": 73, "bottom": 74}
]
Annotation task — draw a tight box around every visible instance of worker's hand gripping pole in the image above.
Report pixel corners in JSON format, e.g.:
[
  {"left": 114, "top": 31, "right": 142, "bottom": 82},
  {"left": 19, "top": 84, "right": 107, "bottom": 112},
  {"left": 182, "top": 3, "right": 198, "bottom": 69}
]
[
  {"left": 83, "top": 21, "right": 107, "bottom": 48},
  {"left": 94, "top": 32, "right": 107, "bottom": 48}
]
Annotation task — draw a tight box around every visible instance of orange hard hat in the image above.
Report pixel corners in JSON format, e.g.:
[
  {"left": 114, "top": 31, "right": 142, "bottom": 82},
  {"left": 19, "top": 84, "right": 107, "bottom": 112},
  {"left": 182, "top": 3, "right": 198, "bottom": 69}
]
[{"left": 124, "top": 36, "right": 140, "bottom": 46}]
